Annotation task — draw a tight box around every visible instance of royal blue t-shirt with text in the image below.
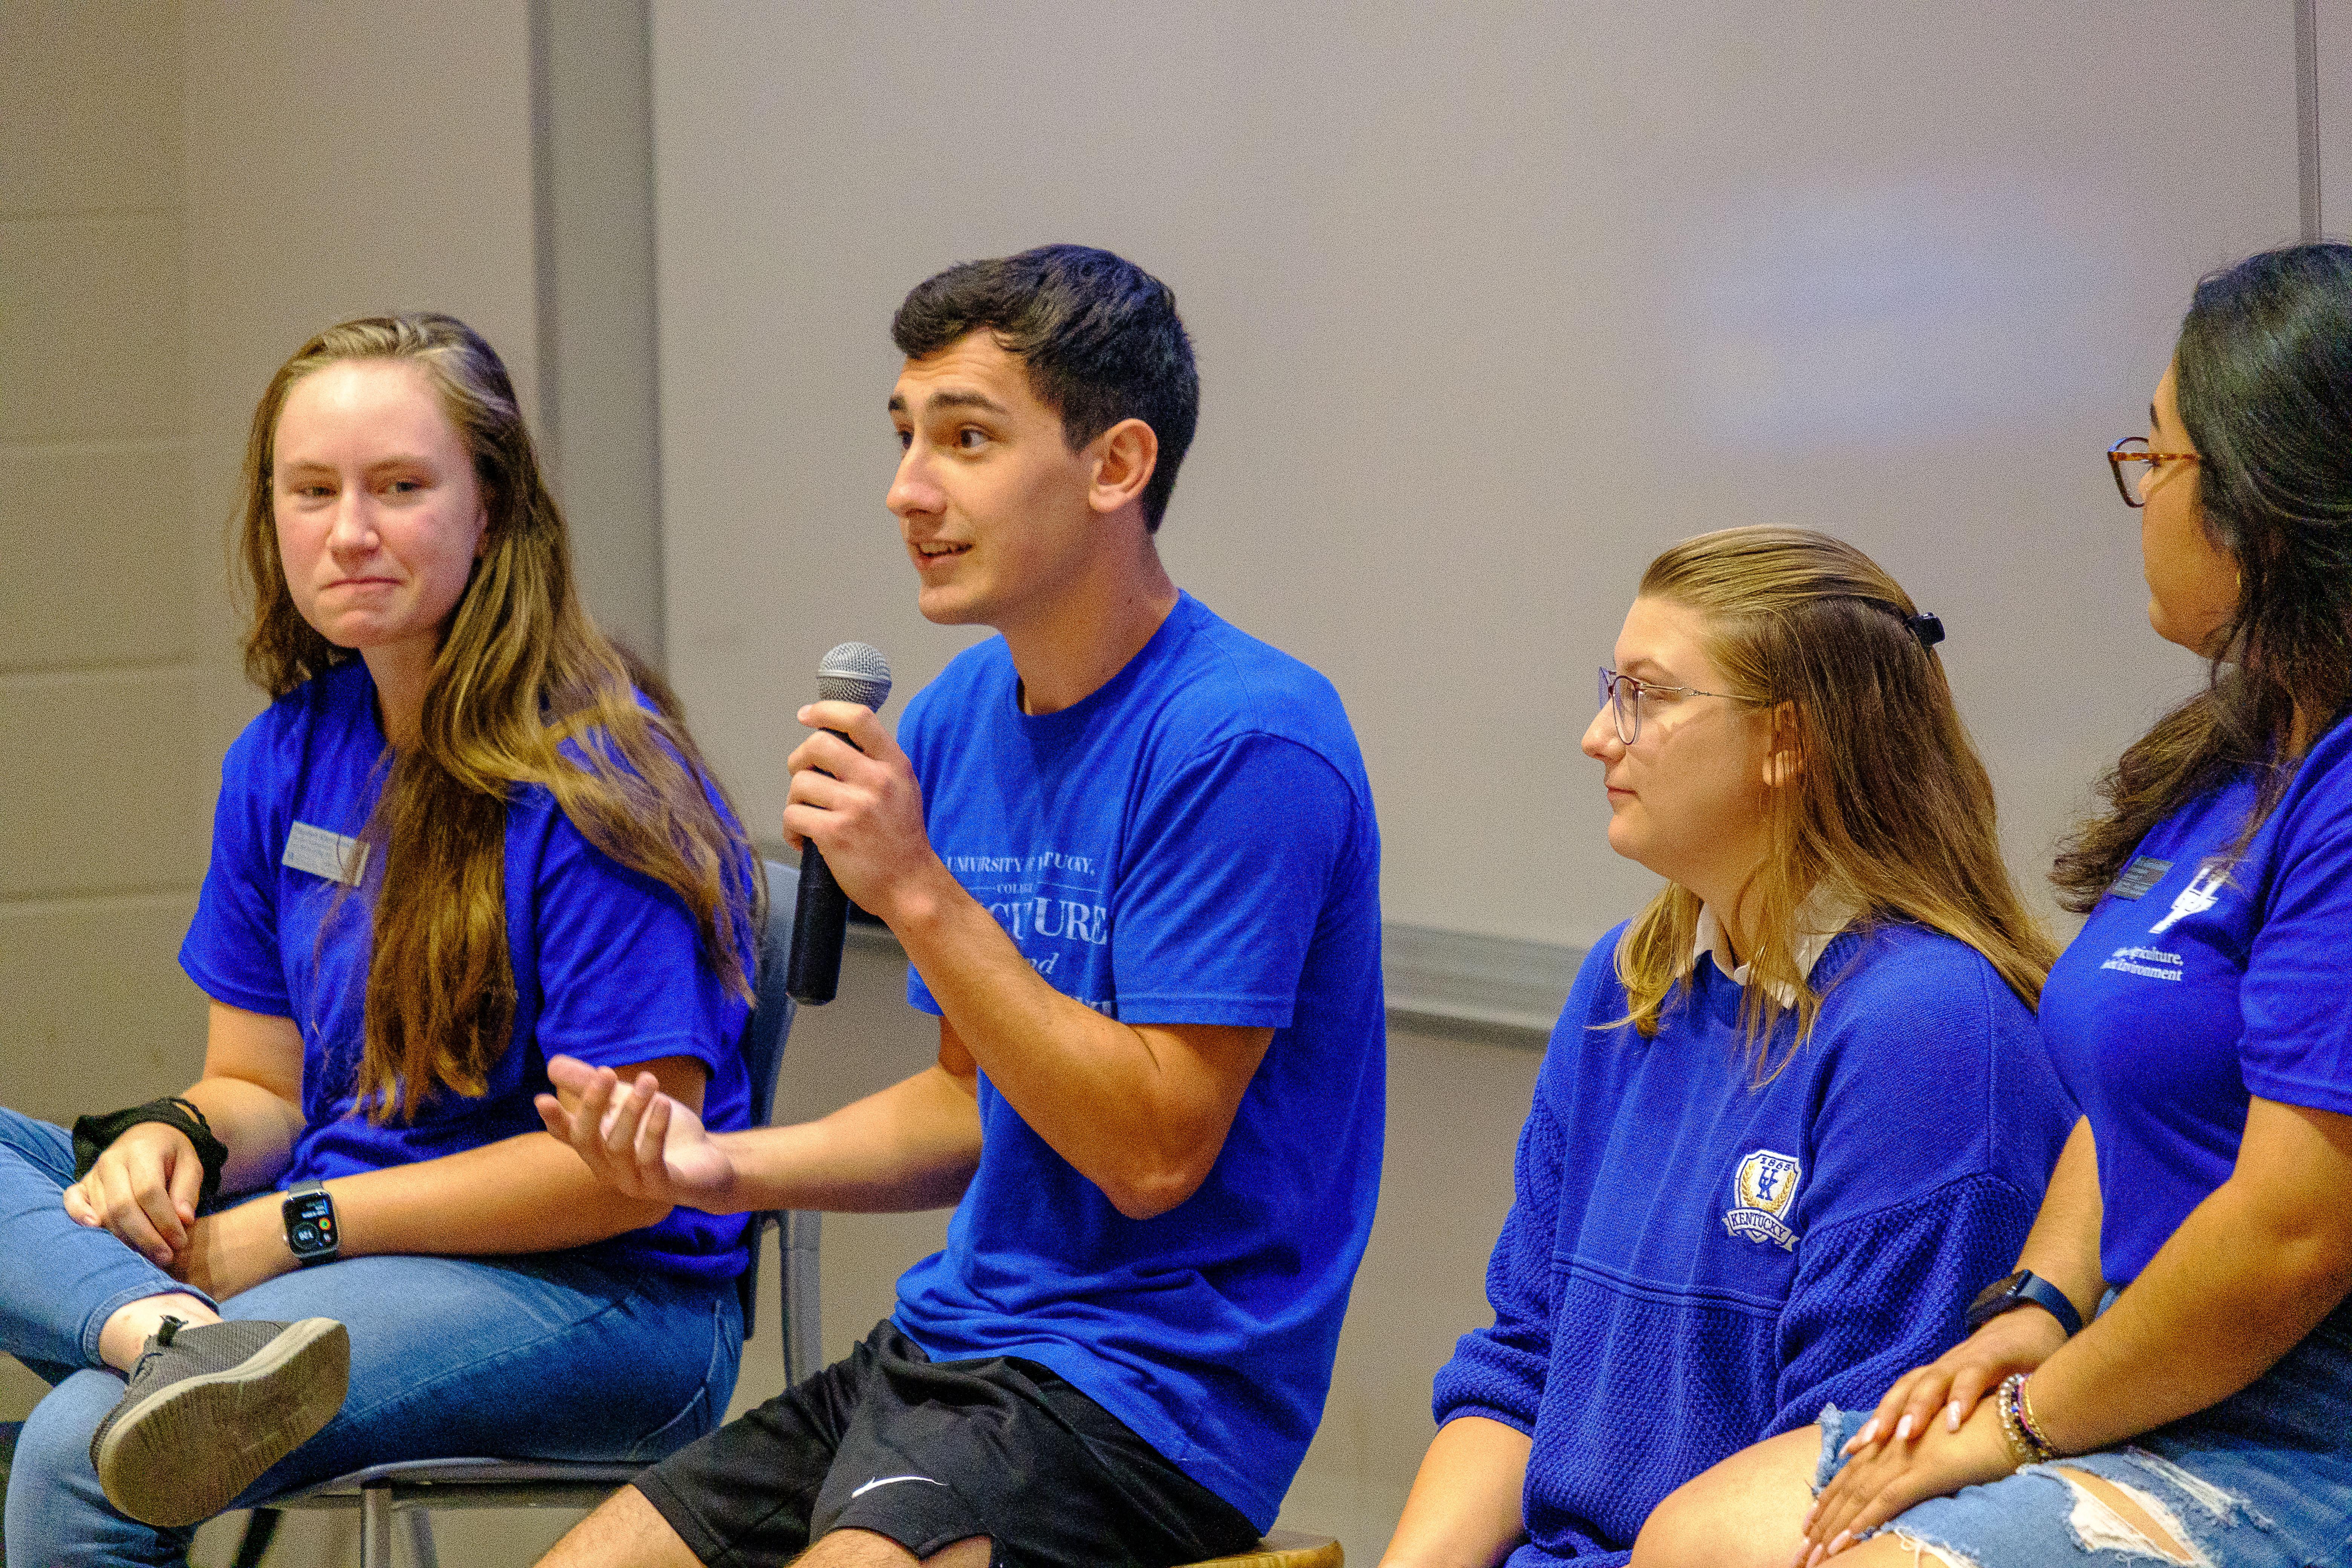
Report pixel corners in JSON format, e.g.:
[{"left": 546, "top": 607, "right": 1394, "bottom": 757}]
[
  {"left": 890, "top": 593, "right": 1387, "bottom": 1529},
  {"left": 2041, "top": 712, "right": 2352, "bottom": 1285},
  {"left": 178, "top": 662, "right": 758, "bottom": 1279}
]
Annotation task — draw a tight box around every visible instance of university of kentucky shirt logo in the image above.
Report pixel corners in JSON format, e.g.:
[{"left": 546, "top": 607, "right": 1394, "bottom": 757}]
[
  {"left": 1724, "top": 1149, "right": 1803, "bottom": 1251},
  {"left": 2148, "top": 864, "right": 2227, "bottom": 935}
]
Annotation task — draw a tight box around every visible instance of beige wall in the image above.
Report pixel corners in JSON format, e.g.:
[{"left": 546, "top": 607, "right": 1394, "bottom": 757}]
[
  {"left": 2324, "top": 0, "right": 2352, "bottom": 233},
  {"left": 1, "top": 0, "right": 208, "bottom": 1129},
  {"left": 536, "top": 0, "right": 668, "bottom": 665}
]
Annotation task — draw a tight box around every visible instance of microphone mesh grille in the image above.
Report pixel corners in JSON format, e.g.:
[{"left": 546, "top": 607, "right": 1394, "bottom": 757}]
[{"left": 815, "top": 642, "right": 893, "bottom": 711}]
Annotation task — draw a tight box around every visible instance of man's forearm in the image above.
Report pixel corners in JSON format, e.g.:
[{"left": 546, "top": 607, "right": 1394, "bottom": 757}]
[
  {"left": 884, "top": 858, "right": 1112, "bottom": 1067},
  {"left": 716, "top": 1064, "right": 983, "bottom": 1214},
  {"left": 882, "top": 862, "right": 1267, "bottom": 1218}
]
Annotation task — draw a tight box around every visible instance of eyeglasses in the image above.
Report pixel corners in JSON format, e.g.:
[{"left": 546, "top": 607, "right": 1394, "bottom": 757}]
[
  {"left": 1597, "top": 667, "right": 1750, "bottom": 746},
  {"left": 2107, "top": 436, "right": 2200, "bottom": 508}
]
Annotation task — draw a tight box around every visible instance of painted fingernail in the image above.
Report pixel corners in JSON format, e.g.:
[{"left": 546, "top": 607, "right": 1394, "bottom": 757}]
[
  {"left": 1894, "top": 1413, "right": 1914, "bottom": 1441},
  {"left": 1854, "top": 1417, "right": 1880, "bottom": 1449},
  {"left": 1787, "top": 1543, "right": 1810, "bottom": 1568},
  {"left": 1806, "top": 1543, "right": 1825, "bottom": 1568},
  {"left": 1830, "top": 1533, "right": 1852, "bottom": 1558},
  {"left": 1946, "top": 1399, "right": 1964, "bottom": 1432}
]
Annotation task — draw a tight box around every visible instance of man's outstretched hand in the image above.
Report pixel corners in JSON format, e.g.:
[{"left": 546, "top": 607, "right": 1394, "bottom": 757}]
[{"left": 536, "top": 1055, "right": 743, "bottom": 1213}]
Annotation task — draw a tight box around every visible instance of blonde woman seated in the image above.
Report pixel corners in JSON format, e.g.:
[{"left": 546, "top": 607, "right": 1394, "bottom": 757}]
[
  {"left": 1380, "top": 528, "right": 2074, "bottom": 1568},
  {"left": 0, "top": 314, "right": 761, "bottom": 1565},
  {"left": 1640, "top": 245, "right": 2352, "bottom": 1568}
]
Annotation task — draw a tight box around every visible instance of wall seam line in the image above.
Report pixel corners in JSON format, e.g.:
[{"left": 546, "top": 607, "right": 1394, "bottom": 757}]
[
  {"left": 0, "top": 437, "right": 193, "bottom": 458},
  {"left": 0, "top": 203, "right": 185, "bottom": 224}
]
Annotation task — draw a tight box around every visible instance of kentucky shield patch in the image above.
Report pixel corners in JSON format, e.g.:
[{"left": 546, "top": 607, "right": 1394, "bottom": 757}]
[{"left": 1724, "top": 1148, "right": 1803, "bottom": 1251}]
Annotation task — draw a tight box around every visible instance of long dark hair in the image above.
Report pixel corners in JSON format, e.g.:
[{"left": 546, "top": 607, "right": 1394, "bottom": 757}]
[
  {"left": 238, "top": 313, "right": 760, "bottom": 1119},
  {"left": 2053, "top": 244, "right": 2352, "bottom": 910}
]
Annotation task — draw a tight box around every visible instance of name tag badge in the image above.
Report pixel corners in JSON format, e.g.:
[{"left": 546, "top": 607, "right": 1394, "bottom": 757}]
[
  {"left": 2109, "top": 855, "right": 2172, "bottom": 900},
  {"left": 283, "top": 821, "right": 370, "bottom": 887}
]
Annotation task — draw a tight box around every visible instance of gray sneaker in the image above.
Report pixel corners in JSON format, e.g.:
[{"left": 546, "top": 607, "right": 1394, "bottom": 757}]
[{"left": 89, "top": 1316, "right": 350, "bottom": 1527}]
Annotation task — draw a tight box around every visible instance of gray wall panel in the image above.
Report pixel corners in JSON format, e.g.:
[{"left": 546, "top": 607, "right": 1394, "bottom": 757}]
[
  {"left": 0, "top": 670, "right": 213, "bottom": 898},
  {"left": 0, "top": 212, "right": 186, "bottom": 444},
  {"left": 0, "top": 0, "right": 184, "bottom": 216},
  {"left": 0, "top": 894, "right": 207, "bottom": 1122},
  {"left": 0, "top": 444, "right": 199, "bottom": 672}
]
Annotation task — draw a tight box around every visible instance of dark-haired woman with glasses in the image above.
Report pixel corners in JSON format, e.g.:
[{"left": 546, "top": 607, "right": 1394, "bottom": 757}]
[
  {"left": 1640, "top": 244, "right": 2352, "bottom": 1568},
  {"left": 1379, "top": 526, "right": 2075, "bottom": 1568}
]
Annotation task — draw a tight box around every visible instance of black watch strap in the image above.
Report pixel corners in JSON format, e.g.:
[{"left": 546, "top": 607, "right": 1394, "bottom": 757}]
[{"left": 1966, "top": 1268, "right": 2082, "bottom": 1337}]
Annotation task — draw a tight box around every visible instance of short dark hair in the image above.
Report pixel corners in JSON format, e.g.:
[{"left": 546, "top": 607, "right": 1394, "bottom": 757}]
[{"left": 892, "top": 245, "right": 1199, "bottom": 531}]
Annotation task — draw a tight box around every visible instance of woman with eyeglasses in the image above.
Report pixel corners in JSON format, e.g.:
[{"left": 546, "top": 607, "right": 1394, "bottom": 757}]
[
  {"left": 1638, "top": 244, "right": 2352, "bottom": 1568},
  {"left": 1378, "top": 526, "right": 2075, "bottom": 1568}
]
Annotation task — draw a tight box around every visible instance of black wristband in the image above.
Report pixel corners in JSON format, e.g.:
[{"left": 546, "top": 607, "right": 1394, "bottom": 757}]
[
  {"left": 71, "top": 1096, "right": 229, "bottom": 1211},
  {"left": 1965, "top": 1267, "right": 2084, "bottom": 1338}
]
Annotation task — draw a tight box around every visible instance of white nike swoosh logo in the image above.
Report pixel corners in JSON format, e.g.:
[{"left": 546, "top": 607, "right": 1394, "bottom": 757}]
[{"left": 850, "top": 1474, "right": 948, "bottom": 1499}]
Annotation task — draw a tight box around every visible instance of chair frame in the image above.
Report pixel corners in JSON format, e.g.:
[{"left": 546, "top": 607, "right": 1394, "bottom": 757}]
[{"left": 231, "top": 862, "right": 817, "bottom": 1568}]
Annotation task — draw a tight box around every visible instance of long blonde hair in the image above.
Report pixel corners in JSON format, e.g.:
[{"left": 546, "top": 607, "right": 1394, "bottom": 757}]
[
  {"left": 1612, "top": 527, "right": 2054, "bottom": 1070},
  {"left": 237, "top": 313, "right": 760, "bottom": 1120}
]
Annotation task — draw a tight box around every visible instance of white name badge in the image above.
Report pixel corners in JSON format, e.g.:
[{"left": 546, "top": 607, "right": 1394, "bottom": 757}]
[
  {"left": 2109, "top": 855, "right": 2173, "bottom": 900},
  {"left": 283, "top": 821, "right": 370, "bottom": 886}
]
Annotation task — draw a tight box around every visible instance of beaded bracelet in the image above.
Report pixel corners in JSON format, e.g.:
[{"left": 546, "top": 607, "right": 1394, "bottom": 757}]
[
  {"left": 2015, "top": 1375, "right": 2059, "bottom": 1458},
  {"left": 1995, "top": 1372, "right": 2056, "bottom": 1467}
]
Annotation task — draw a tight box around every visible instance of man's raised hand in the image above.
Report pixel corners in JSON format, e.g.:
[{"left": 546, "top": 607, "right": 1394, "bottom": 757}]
[
  {"left": 784, "top": 700, "right": 943, "bottom": 921},
  {"left": 536, "top": 1055, "right": 742, "bottom": 1213}
]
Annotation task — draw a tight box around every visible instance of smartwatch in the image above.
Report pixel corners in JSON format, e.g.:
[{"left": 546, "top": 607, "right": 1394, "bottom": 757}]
[
  {"left": 282, "top": 1178, "right": 340, "bottom": 1267},
  {"left": 1965, "top": 1268, "right": 2081, "bottom": 1337}
]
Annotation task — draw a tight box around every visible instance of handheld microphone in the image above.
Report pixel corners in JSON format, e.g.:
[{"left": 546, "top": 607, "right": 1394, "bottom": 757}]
[{"left": 785, "top": 642, "right": 893, "bottom": 1004}]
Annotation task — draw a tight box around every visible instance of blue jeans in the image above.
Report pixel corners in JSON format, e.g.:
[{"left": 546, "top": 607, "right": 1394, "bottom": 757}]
[
  {"left": 0, "top": 1109, "right": 743, "bottom": 1567},
  {"left": 1813, "top": 1296, "right": 2352, "bottom": 1568}
]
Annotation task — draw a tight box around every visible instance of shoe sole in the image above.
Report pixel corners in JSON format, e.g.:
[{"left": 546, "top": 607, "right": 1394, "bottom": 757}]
[{"left": 94, "top": 1317, "right": 351, "bottom": 1528}]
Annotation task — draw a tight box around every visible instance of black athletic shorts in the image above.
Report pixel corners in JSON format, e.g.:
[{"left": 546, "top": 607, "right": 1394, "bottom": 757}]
[{"left": 633, "top": 1318, "right": 1261, "bottom": 1568}]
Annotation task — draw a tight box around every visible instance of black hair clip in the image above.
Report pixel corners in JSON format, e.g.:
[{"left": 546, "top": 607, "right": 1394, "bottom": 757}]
[{"left": 1905, "top": 612, "right": 1945, "bottom": 650}]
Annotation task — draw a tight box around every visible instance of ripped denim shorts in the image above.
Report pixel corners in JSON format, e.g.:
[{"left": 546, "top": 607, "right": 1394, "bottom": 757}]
[{"left": 1813, "top": 1298, "right": 2352, "bottom": 1568}]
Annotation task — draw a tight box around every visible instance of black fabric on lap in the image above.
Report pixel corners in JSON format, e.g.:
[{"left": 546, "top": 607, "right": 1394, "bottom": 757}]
[
  {"left": 71, "top": 1097, "right": 229, "bottom": 1211},
  {"left": 633, "top": 1318, "right": 1257, "bottom": 1568}
]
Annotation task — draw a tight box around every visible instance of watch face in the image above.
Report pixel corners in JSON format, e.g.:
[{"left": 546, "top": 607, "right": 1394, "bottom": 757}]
[
  {"left": 1966, "top": 1268, "right": 2029, "bottom": 1327},
  {"left": 285, "top": 1190, "right": 337, "bottom": 1259}
]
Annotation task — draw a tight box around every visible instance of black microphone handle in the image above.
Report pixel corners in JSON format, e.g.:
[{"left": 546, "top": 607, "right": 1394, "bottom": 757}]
[
  {"left": 783, "top": 727, "right": 868, "bottom": 1005},
  {"left": 786, "top": 840, "right": 850, "bottom": 1004}
]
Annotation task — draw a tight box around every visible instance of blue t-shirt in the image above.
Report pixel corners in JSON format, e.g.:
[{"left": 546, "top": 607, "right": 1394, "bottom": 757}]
[
  {"left": 179, "top": 661, "right": 757, "bottom": 1279},
  {"left": 1433, "top": 922, "right": 2073, "bottom": 1568},
  {"left": 2041, "top": 713, "right": 2352, "bottom": 1286},
  {"left": 889, "top": 592, "right": 1386, "bottom": 1530}
]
